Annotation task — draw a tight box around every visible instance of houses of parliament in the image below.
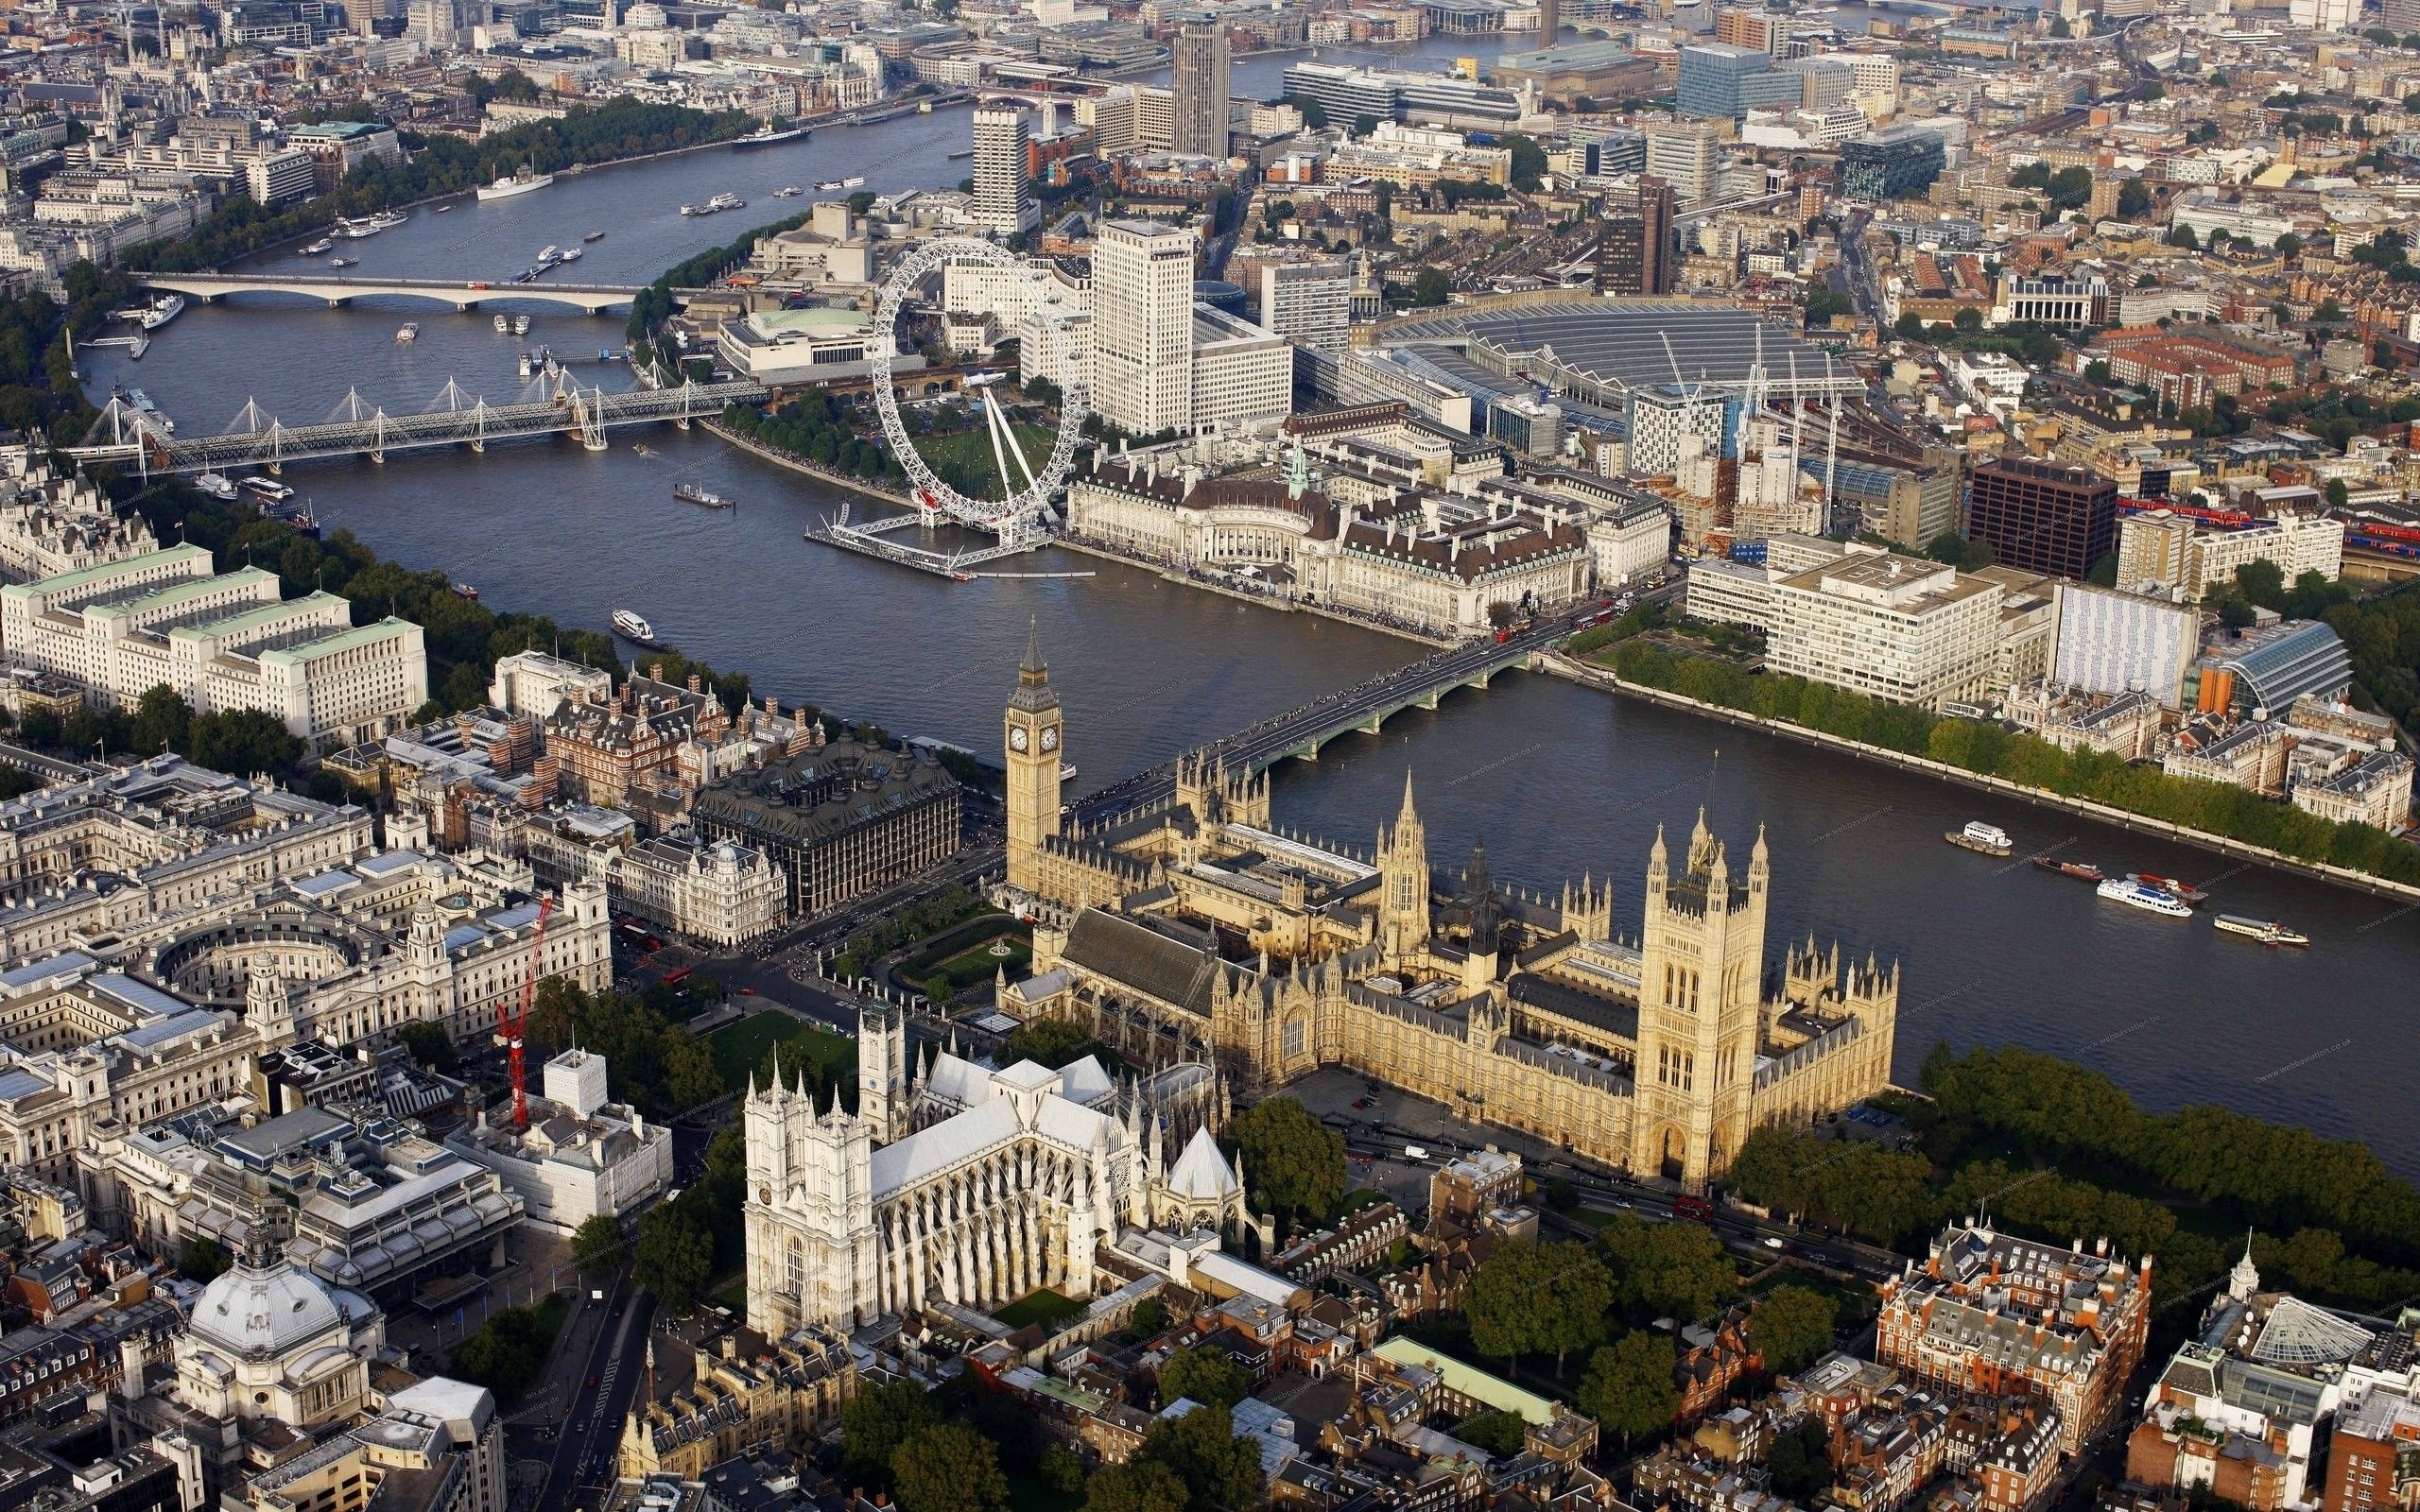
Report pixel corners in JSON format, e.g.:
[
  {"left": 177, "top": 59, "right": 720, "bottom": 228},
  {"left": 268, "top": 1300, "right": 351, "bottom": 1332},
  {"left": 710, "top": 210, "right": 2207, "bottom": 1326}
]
[{"left": 999, "top": 630, "right": 1902, "bottom": 1193}]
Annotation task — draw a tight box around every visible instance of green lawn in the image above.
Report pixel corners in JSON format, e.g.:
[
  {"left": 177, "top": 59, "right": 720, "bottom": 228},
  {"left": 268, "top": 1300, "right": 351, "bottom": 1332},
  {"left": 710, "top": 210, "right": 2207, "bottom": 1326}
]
[
  {"left": 704, "top": 1011, "right": 854, "bottom": 1091},
  {"left": 713, "top": 1277, "right": 748, "bottom": 1315},
  {"left": 1338, "top": 1188, "right": 1392, "bottom": 1216},
  {"left": 910, "top": 421, "right": 1058, "bottom": 501},
  {"left": 993, "top": 1288, "right": 1090, "bottom": 1332}
]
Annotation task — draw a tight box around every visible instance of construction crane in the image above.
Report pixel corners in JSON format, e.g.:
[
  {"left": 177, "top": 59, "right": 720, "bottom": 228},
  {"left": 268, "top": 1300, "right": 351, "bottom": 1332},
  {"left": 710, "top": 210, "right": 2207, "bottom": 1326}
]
[{"left": 497, "top": 894, "right": 556, "bottom": 1130}]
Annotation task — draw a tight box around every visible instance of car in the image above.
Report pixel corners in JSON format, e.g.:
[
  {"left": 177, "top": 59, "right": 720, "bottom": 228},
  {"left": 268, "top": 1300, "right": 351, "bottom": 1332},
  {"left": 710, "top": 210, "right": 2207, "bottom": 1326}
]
[
  {"left": 468, "top": 281, "right": 491, "bottom": 289},
  {"left": 1352, "top": 1096, "right": 1374, "bottom": 1109},
  {"left": 587, "top": 1374, "right": 599, "bottom": 1387},
  {"left": 1762, "top": 1236, "right": 1786, "bottom": 1250}
]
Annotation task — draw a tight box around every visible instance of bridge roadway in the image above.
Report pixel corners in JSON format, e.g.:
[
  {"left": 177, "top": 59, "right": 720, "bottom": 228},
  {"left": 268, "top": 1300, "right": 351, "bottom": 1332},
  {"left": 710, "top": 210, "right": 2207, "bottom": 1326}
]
[
  {"left": 1071, "top": 612, "right": 1576, "bottom": 831},
  {"left": 132, "top": 271, "right": 705, "bottom": 314},
  {"left": 62, "top": 376, "right": 766, "bottom": 473}
]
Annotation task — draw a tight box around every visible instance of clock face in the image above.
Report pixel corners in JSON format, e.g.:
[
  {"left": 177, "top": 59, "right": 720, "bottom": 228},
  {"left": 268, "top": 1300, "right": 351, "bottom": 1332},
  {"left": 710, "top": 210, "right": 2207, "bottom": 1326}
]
[
  {"left": 1041, "top": 727, "right": 1059, "bottom": 751},
  {"left": 1010, "top": 727, "right": 1029, "bottom": 751}
]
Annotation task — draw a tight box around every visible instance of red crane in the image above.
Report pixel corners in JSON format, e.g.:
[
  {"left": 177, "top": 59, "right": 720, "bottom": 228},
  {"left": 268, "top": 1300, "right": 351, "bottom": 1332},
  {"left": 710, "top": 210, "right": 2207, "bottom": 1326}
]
[{"left": 497, "top": 894, "right": 556, "bottom": 1130}]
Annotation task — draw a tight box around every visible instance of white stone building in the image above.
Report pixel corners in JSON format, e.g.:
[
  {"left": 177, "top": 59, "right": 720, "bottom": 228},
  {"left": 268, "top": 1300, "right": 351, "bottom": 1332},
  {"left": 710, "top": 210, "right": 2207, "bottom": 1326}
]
[
  {"left": 744, "top": 1004, "right": 1241, "bottom": 1333},
  {"left": 1189, "top": 307, "right": 1294, "bottom": 431},
  {"left": 0, "top": 544, "right": 427, "bottom": 747},
  {"left": 487, "top": 650, "right": 613, "bottom": 721},
  {"left": 1089, "top": 219, "right": 1198, "bottom": 437},
  {"left": 1765, "top": 544, "right": 2008, "bottom": 708},
  {"left": 447, "top": 1050, "right": 675, "bottom": 1234}
]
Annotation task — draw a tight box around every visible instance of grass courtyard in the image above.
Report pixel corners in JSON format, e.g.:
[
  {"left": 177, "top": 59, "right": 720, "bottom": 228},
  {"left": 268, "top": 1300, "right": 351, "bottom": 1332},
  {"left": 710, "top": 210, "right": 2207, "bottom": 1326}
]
[
  {"left": 910, "top": 420, "right": 1058, "bottom": 501},
  {"left": 704, "top": 1010, "right": 855, "bottom": 1091}
]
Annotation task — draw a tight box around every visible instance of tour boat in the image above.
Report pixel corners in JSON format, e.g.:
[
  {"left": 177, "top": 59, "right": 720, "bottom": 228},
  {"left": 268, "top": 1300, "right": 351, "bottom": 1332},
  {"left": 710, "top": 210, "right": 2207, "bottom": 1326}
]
[
  {"left": 772, "top": 186, "right": 802, "bottom": 198},
  {"left": 335, "top": 216, "right": 383, "bottom": 239},
  {"left": 815, "top": 180, "right": 843, "bottom": 191},
  {"left": 1945, "top": 820, "right": 2012, "bottom": 857},
  {"left": 518, "top": 351, "right": 533, "bottom": 378},
  {"left": 840, "top": 176, "right": 865, "bottom": 187},
  {"left": 706, "top": 192, "right": 745, "bottom": 212},
  {"left": 139, "top": 295, "right": 185, "bottom": 331},
  {"left": 2128, "top": 872, "right": 2210, "bottom": 904},
  {"left": 329, "top": 256, "right": 356, "bottom": 268},
  {"left": 514, "top": 315, "right": 531, "bottom": 335},
  {"left": 435, "top": 204, "right": 452, "bottom": 213},
  {"left": 2214, "top": 915, "right": 2310, "bottom": 948},
  {"left": 680, "top": 202, "right": 709, "bottom": 216},
  {"left": 559, "top": 247, "right": 581, "bottom": 263},
  {"left": 396, "top": 322, "right": 419, "bottom": 343},
  {"left": 673, "top": 482, "right": 732, "bottom": 508},
  {"left": 537, "top": 245, "right": 562, "bottom": 266},
  {"left": 2097, "top": 878, "right": 2194, "bottom": 919},
  {"left": 302, "top": 237, "right": 335, "bottom": 254},
  {"left": 369, "top": 210, "right": 406, "bottom": 230},
  {"left": 451, "top": 582, "right": 479, "bottom": 600},
  {"left": 195, "top": 472, "right": 240, "bottom": 501},
  {"left": 242, "top": 477, "right": 295, "bottom": 503},
  {"left": 613, "top": 610, "right": 658, "bottom": 645},
  {"left": 735, "top": 123, "right": 809, "bottom": 147},
  {"left": 478, "top": 169, "right": 554, "bottom": 201},
  {"left": 494, "top": 315, "right": 510, "bottom": 333}
]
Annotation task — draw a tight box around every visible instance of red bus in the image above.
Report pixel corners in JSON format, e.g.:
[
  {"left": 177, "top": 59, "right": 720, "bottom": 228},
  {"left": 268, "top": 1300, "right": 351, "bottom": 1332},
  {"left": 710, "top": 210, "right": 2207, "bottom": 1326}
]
[
  {"left": 663, "top": 967, "right": 692, "bottom": 989},
  {"left": 1672, "top": 1194, "right": 1714, "bottom": 1221}
]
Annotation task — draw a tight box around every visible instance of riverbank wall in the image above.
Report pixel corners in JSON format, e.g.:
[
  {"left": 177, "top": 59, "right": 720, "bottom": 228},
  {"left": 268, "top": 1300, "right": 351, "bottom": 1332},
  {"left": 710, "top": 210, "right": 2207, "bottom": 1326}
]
[
  {"left": 701, "top": 417, "right": 919, "bottom": 509},
  {"left": 1543, "top": 650, "right": 2420, "bottom": 906}
]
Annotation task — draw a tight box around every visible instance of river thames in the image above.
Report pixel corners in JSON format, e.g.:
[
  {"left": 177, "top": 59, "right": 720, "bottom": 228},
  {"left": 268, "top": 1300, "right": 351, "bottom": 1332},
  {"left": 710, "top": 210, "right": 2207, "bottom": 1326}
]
[{"left": 79, "top": 35, "right": 2420, "bottom": 1177}]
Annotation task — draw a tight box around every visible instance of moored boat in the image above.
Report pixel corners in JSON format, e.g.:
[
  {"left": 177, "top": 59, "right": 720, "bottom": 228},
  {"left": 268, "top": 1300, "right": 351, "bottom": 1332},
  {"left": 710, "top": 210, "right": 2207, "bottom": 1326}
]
[
  {"left": 613, "top": 610, "right": 657, "bottom": 645},
  {"left": 195, "top": 472, "right": 239, "bottom": 501},
  {"left": 559, "top": 247, "right": 581, "bottom": 263},
  {"left": 2031, "top": 856, "right": 2105, "bottom": 882},
  {"left": 2098, "top": 878, "right": 2194, "bottom": 919},
  {"left": 672, "top": 482, "right": 733, "bottom": 508},
  {"left": 584, "top": 230, "right": 606, "bottom": 242},
  {"left": 477, "top": 169, "right": 554, "bottom": 201},
  {"left": 2214, "top": 914, "right": 2310, "bottom": 948},
  {"left": 494, "top": 315, "right": 510, "bottom": 333},
  {"left": 1945, "top": 820, "right": 2012, "bottom": 857},
  {"left": 514, "top": 315, "right": 530, "bottom": 335},
  {"left": 302, "top": 237, "right": 335, "bottom": 254},
  {"left": 241, "top": 476, "right": 295, "bottom": 503},
  {"left": 451, "top": 582, "right": 479, "bottom": 600},
  {"left": 2129, "top": 872, "right": 2210, "bottom": 904},
  {"left": 330, "top": 256, "right": 356, "bottom": 268}
]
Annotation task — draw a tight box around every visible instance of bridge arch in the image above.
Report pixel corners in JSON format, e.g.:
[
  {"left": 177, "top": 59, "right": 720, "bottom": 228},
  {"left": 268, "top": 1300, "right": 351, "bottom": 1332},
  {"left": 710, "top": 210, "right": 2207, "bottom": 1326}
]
[{"left": 136, "top": 274, "right": 640, "bottom": 316}]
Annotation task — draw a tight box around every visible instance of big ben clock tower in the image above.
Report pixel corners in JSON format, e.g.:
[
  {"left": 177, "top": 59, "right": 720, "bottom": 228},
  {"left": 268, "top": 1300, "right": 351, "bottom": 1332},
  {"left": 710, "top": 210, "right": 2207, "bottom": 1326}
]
[{"left": 1005, "top": 619, "right": 1063, "bottom": 894}]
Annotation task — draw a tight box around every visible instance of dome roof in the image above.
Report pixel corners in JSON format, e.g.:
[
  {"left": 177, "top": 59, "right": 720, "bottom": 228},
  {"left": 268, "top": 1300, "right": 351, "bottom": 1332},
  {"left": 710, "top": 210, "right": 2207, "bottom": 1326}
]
[{"left": 192, "top": 1259, "right": 346, "bottom": 1358}]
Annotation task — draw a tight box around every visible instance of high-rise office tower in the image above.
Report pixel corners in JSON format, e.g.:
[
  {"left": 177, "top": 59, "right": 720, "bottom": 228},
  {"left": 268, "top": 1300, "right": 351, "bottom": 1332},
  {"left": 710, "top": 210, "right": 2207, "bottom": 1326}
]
[
  {"left": 1539, "top": 0, "right": 1559, "bottom": 43},
  {"left": 1171, "top": 22, "right": 1231, "bottom": 158},
  {"left": 1260, "top": 258, "right": 1353, "bottom": 352},
  {"left": 970, "top": 106, "right": 1036, "bottom": 237},
  {"left": 1966, "top": 456, "right": 2118, "bottom": 580},
  {"left": 1089, "top": 219, "right": 1198, "bottom": 437},
  {"left": 1641, "top": 120, "right": 1720, "bottom": 207},
  {"left": 1599, "top": 176, "right": 1674, "bottom": 295}
]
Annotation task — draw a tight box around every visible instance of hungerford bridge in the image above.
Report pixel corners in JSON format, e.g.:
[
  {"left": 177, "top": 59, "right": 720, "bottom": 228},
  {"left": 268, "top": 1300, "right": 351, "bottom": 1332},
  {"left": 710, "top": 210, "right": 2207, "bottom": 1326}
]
[
  {"left": 130, "top": 271, "right": 692, "bottom": 315},
  {"left": 64, "top": 372, "right": 766, "bottom": 474}
]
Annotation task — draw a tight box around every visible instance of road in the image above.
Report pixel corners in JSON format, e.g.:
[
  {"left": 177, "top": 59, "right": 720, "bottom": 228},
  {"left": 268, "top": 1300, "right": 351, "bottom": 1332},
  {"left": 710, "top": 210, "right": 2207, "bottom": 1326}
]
[{"left": 527, "top": 1278, "right": 657, "bottom": 1512}]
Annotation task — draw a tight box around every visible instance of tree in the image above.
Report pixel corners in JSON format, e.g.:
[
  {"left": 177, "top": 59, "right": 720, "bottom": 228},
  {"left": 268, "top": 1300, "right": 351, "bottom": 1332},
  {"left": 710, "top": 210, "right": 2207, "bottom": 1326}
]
[
  {"left": 1749, "top": 1285, "right": 1841, "bottom": 1373},
  {"left": 1766, "top": 1416, "right": 1833, "bottom": 1499},
  {"left": 2167, "top": 223, "right": 2200, "bottom": 249},
  {"left": 1598, "top": 1213, "right": 1735, "bottom": 1323},
  {"left": 130, "top": 684, "right": 195, "bottom": 756},
  {"left": 2219, "top": 597, "right": 2256, "bottom": 630},
  {"left": 1128, "top": 1294, "right": 1169, "bottom": 1340},
  {"left": 1006, "top": 1017, "right": 1105, "bottom": 1068},
  {"left": 1455, "top": 1409, "right": 1529, "bottom": 1456},
  {"left": 2325, "top": 477, "right": 2351, "bottom": 509},
  {"left": 183, "top": 1236, "right": 233, "bottom": 1282},
  {"left": 1083, "top": 1461, "right": 1191, "bottom": 1512},
  {"left": 890, "top": 1424, "right": 1008, "bottom": 1512},
  {"left": 2235, "top": 558, "right": 2288, "bottom": 610},
  {"left": 631, "top": 1202, "right": 713, "bottom": 1311},
  {"left": 396, "top": 1021, "right": 457, "bottom": 1074},
  {"left": 1352, "top": 112, "right": 1381, "bottom": 139},
  {"left": 847, "top": 190, "right": 878, "bottom": 215},
  {"left": 843, "top": 1379, "right": 941, "bottom": 1487},
  {"left": 2084, "top": 359, "right": 2114, "bottom": 386},
  {"left": 2048, "top": 13, "right": 2070, "bottom": 36},
  {"left": 570, "top": 1213, "right": 626, "bottom": 1270},
  {"left": 2116, "top": 180, "right": 2152, "bottom": 220},
  {"left": 1953, "top": 306, "right": 1983, "bottom": 332},
  {"left": 1504, "top": 132, "right": 1548, "bottom": 193},
  {"left": 528, "top": 976, "right": 583, "bottom": 1048},
  {"left": 1136, "top": 1404, "right": 1264, "bottom": 1512},
  {"left": 1159, "top": 1346, "right": 1250, "bottom": 1410},
  {"left": 1231, "top": 1096, "right": 1345, "bottom": 1225},
  {"left": 2277, "top": 232, "right": 2304, "bottom": 256},
  {"left": 1577, "top": 1332, "right": 1681, "bottom": 1449},
  {"left": 1284, "top": 93, "right": 1329, "bottom": 129},
  {"left": 1410, "top": 266, "right": 1453, "bottom": 307}
]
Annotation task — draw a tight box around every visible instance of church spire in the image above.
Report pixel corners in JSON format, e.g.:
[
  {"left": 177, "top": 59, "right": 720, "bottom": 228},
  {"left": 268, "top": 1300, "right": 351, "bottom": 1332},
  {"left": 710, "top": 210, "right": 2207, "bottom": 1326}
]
[{"left": 1020, "top": 616, "right": 1047, "bottom": 684}]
